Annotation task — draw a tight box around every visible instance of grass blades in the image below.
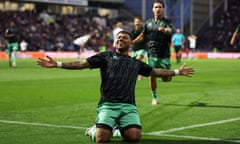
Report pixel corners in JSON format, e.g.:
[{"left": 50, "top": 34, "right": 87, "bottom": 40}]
[{"left": 0, "top": 58, "right": 240, "bottom": 144}]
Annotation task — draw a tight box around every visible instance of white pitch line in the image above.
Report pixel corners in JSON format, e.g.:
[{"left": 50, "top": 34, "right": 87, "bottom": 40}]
[
  {"left": 152, "top": 134, "right": 240, "bottom": 143},
  {"left": 1, "top": 118, "right": 240, "bottom": 143},
  {"left": 147, "top": 117, "right": 240, "bottom": 135},
  {"left": 0, "top": 119, "right": 86, "bottom": 130}
]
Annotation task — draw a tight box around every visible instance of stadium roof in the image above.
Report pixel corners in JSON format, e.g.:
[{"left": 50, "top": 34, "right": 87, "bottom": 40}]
[{"left": 18, "top": 0, "right": 88, "bottom": 6}]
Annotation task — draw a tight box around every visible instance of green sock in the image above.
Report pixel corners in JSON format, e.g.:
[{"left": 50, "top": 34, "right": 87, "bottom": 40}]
[{"left": 152, "top": 91, "right": 158, "bottom": 99}]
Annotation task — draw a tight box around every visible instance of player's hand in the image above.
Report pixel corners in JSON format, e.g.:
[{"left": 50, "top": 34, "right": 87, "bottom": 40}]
[
  {"left": 37, "top": 56, "right": 57, "bottom": 68},
  {"left": 158, "top": 26, "right": 165, "bottom": 32},
  {"left": 179, "top": 63, "right": 195, "bottom": 77}
]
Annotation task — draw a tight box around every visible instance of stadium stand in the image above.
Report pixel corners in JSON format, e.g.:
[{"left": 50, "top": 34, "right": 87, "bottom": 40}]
[
  {"left": 0, "top": 0, "right": 239, "bottom": 53},
  {"left": 0, "top": 7, "right": 133, "bottom": 52},
  {"left": 197, "top": 0, "right": 240, "bottom": 52}
]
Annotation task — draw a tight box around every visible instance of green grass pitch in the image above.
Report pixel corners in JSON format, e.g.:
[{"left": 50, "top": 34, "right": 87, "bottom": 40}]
[{"left": 0, "top": 58, "right": 240, "bottom": 144}]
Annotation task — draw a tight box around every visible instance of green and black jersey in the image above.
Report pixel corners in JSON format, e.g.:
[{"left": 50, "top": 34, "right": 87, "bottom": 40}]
[
  {"left": 5, "top": 27, "right": 19, "bottom": 43},
  {"left": 143, "top": 17, "right": 173, "bottom": 58},
  {"left": 87, "top": 51, "right": 153, "bottom": 105},
  {"left": 130, "top": 27, "right": 147, "bottom": 51}
]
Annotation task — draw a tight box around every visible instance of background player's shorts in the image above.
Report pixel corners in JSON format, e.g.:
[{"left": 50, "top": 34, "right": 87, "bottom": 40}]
[
  {"left": 6, "top": 42, "right": 18, "bottom": 54},
  {"left": 96, "top": 102, "right": 141, "bottom": 131},
  {"left": 174, "top": 45, "right": 182, "bottom": 53},
  {"left": 132, "top": 49, "right": 147, "bottom": 59},
  {"left": 73, "top": 44, "right": 80, "bottom": 51},
  {"left": 148, "top": 57, "right": 171, "bottom": 69}
]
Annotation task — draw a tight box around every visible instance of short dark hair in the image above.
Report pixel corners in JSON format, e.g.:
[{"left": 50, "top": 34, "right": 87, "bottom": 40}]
[
  {"left": 152, "top": 0, "right": 165, "bottom": 8},
  {"left": 134, "top": 16, "right": 142, "bottom": 21},
  {"left": 116, "top": 30, "right": 133, "bottom": 40}
]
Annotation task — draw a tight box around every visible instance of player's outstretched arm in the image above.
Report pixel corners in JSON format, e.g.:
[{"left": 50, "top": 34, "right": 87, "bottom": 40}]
[
  {"left": 37, "top": 56, "right": 57, "bottom": 68},
  {"left": 132, "top": 33, "right": 144, "bottom": 44},
  {"left": 151, "top": 63, "right": 195, "bottom": 77},
  {"left": 37, "top": 55, "right": 90, "bottom": 69},
  {"left": 178, "top": 63, "right": 195, "bottom": 77},
  {"left": 230, "top": 32, "right": 238, "bottom": 45}
]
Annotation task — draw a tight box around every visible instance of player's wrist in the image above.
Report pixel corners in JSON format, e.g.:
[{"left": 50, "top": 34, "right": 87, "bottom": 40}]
[
  {"left": 56, "top": 61, "right": 62, "bottom": 68},
  {"left": 174, "top": 69, "right": 180, "bottom": 75}
]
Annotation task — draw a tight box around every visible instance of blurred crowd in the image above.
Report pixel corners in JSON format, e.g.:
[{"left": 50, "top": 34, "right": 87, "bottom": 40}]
[
  {"left": 198, "top": 0, "right": 240, "bottom": 52},
  {"left": 0, "top": 0, "right": 239, "bottom": 53},
  {"left": 0, "top": 10, "right": 120, "bottom": 52}
]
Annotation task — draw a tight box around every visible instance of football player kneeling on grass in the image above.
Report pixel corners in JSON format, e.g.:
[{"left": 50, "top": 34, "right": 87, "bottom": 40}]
[{"left": 37, "top": 30, "right": 194, "bottom": 143}]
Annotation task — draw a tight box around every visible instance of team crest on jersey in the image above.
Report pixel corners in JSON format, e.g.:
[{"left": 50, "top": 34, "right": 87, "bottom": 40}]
[
  {"left": 113, "top": 55, "right": 118, "bottom": 60},
  {"left": 147, "top": 23, "right": 152, "bottom": 28},
  {"left": 159, "top": 21, "right": 164, "bottom": 27}
]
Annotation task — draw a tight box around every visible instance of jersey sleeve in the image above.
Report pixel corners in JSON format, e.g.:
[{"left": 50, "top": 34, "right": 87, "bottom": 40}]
[
  {"left": 138, "top": 61, "right": 153, "bottom": 76},
  {"left": 236, "top": 24, "right": 240, "bottom": 33},
  {"left": 142, "top": 19, "right": 150, "bottom": 35},
  {"left": 5, "top": 28, "right": 9, "bottom": 34},
  {"left": 86, "top": 52, "right": 107, "bottom": 69},
  {"left": 165, "top": 18, "right": 174, "bottom": 29}
]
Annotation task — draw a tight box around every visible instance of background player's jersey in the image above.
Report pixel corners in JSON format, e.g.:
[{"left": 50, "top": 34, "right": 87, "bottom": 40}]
[
  {"left": 5, "top": 27, "right": 19, "bottom": 43},
  {"left": 130, "top": 27, "right": 147, "bottom": 51},
  {"left": 143, "top": 17, "right": 173, "bottom": 58},
  {"left": 172, "top": 33, "right": 185, "bottom": 46},
  {"left": 87, "top": 51, "right": 152, "bottom": 105}
]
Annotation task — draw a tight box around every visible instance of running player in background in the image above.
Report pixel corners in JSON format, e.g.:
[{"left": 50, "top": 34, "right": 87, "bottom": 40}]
[
  {"left": 133, "top": 0, "right": 173, "bottom": 105},
  {"left": 187, "top": 34, "right": 197, "bottom": 59},
  {"left": 130, "top": 16, "right": 148, "bottom": 80},
  {"left": 112, "top": 22, "right": 124, "bottom": 47},
  {"left": 230, "top": 24, "right": 240, "bottom": 45},
  {"left": 73, "top": 30, "right": 97, "bottom": 61},
  {"left": 4, "top": 20, "right": 19, "bottom": 67}
]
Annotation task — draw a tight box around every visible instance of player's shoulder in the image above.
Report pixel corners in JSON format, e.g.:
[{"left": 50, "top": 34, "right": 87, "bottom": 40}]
[
  {"left": 99, "top": 51, "right": 112, "bottom": 55},
  {"left": 129, "top": 27, "right": 135, "bottom": 33},
  {"left": 89, "top": 51, "right": 113, "bottom": 63},
  {"left": 99, "top": 51, "right": 115, "bottom": 57},
  {"left": 145, "top": 18, "right": 153, "bottom": 23},
  {"left": 162, "top": 17, "right": 172, "bottom": 23}
]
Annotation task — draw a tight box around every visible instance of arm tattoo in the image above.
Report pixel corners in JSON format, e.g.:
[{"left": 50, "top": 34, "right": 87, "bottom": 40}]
[
  {"left": 151, "top": 69, "right": 175, "bottom": 77},
  {"left": 62, "top": 61, "right": 90, "bottom": 69}
]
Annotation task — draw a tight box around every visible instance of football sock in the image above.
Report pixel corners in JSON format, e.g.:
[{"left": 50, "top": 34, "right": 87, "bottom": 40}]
[
  {"left": 90, "top": 127, "right": 96, "bottom": 142},
  {"left": 12, "top": 51, "right": 17, "bottom": 66},
  {"left": 152, "top": 91, "right": 158, "bottom": 99}
]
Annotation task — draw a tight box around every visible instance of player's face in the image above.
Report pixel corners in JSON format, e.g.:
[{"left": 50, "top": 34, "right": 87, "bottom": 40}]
[
  {"left": 115, "top": 32, "right": 132, "bottom": 52},
  {"left": 134, "top": 18, "right": 142, "bottom": 29},
  {"left": 152, "top": 2, "right": 164, "bottom": 17},
  {"left": 10, "top": 21, "right": 15, "bottom": 27}
]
